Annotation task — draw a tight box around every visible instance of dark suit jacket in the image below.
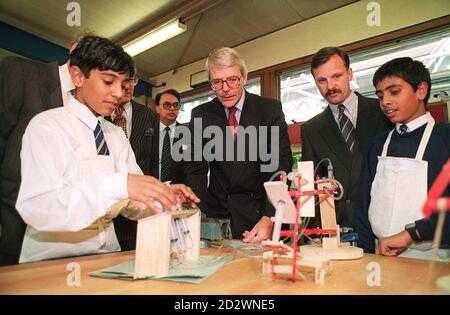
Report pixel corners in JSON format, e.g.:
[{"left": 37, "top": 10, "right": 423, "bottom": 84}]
[
  {"left": 0, "top": 57, "right": 64, "bottom": 265},
  {"left": 301, "top": 92, "right": 393, "bottom": 228},
  {"left": 128, "top": 100, "right": 159, "bottom": 176},
  {"left": 150, "top": 121, "right": 187, "bottom": 184},
  {"left": 111, "top": 100, "right": 159, "bottom": 251},
  {"left": 184, "top": 91, "right": 293, "bottom": 237}
]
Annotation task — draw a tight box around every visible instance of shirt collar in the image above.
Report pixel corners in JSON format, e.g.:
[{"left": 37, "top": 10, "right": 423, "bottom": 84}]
[
  {"left": 67, "top": 94, "right": 102, "bottom": 131},
  {"left": 226, "top": 90, "right": 246, "bottom": 115},
  {"left": 58, "top": 63, "right": 75, "bottom": 94},
  {"left": 160, "top": 121, "right": 176, "bottom": 133},
  {"left": 396, "top": 112, "right": 430, "bottom": 133},
  {"left": 111, "top": 101, "right": 131, "bottom": 120},
  {"left": 329, "top": 91, "right": 357, "bottom": 116}
]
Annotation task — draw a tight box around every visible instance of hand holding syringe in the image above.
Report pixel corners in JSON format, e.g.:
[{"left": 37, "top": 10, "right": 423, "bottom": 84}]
[{"left": 125, "top": 176, "right": 200, "bottom": 216}]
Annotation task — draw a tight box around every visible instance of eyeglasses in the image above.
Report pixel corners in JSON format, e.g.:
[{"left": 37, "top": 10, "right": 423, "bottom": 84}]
[
  {"left": 162, "top": 101, "right": 180, "bottom": 110},
  {"left": 210, "top": 76, "right": 241, "bottom": 91}
]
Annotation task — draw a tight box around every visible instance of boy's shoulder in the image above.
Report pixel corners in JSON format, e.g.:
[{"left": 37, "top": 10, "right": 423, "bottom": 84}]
[
  {"left": 433, "top": 121, "right": 450, "bottom": 131},
  {"left": 431, "top": 121, "right": 450, "bottom": 141},
  {"left": 28, "top": 107, "right": 69, "bottom": 128},
  {"left": 368, "top": 129, "right": 391, "bottom": 154}
]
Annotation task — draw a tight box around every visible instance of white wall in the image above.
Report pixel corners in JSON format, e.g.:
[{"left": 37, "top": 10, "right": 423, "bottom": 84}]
[{"left": 151, "top": 0, "right": 450, "bottom": 96}]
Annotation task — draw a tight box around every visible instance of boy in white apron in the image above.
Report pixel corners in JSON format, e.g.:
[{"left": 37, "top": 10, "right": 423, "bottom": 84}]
[
  {"left": 355, "top": 57, "right": 450, "bottom": 260},
  {"left": 16, "top": 36, "right": 199, "bottom": 263}
]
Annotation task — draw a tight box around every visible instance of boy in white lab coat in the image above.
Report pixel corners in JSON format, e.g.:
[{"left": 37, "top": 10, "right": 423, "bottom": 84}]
[
  {"left": 356, "top": 57, "right": 450, "bottom": 260},
  {"left": 16, "top": 35, "right": 199, "bottom": 263}
]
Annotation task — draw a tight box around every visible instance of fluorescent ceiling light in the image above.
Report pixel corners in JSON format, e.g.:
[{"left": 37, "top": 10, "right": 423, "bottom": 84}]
[{"left": 124, "top": 19, "right": 187, "bottom": 56}]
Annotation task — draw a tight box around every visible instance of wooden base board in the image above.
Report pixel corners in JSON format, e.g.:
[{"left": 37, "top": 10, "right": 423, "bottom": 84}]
[
  {"left": 436, "top": 275, "right": 450, "bottom": 293},
  {"left": 300, "top": 244, "right": 363, "bottom": 260}
]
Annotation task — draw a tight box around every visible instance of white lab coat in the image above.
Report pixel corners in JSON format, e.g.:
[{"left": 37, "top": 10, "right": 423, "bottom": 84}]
[{"left": 17, "top": 95, "right": 142, "bottom": 263}]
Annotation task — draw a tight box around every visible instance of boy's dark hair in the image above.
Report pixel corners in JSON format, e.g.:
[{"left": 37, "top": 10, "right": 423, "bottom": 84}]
[
  {"left": 373, "top": 57, "right": 431, "bottom": 105},
  {"left": 70, "top": 35, "right": 135, "bottom": 78},
  {"left": 311, "top": 47, "right": 350, "bottom": 73},
  {"left": 155, "top": 89, "right": 181, "bottom": 105}
]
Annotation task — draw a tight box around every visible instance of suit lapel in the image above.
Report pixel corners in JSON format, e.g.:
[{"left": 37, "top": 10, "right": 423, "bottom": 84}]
[
  {"left": 129, "top": 101, "right": 144, "bottom": 147},
  {"left": 318, "top": 106, "right": 352, "bottom": 171},
  {"left": 229, "top": 92, "right": 256, "bottom": 186},
  {"left": 210, "top": 97, "right": 228, "bottom": 124},
  {"left": 41, "top": 63, "right": 64, "bottom": 110},
  {"left": 238, "top": 91, "right": 258, "bottom": 128},
  {"left": 208, "top": 97, "right": 236, "bottom": 185}
]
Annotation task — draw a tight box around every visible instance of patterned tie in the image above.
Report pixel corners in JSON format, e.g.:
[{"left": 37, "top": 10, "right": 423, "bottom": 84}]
[
  {"left": 228, "top": 106, "right": 238, "bottom": 143},
  {"left": 113, "top": 106, "right": 127, "bottom": 138},
  {"left": 338, "top": 104, "right": 355, "bottom": 152},
  {"left": 399, "top": 124, "right": 408, "bottom": 135},
  {"left": 160, "top": 127, "right": 171, "bottom": 182},
  {"left": 94, "top": 121, "right": 110, "bottom": 155}
]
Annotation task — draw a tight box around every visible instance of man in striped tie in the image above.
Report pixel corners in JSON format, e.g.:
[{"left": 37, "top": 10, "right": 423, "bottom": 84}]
[
  {"left": 301, "top": 47, "right": 393, "bottom": 231},
  {"left": 15, "top": 35, "right": 199, "bottom": 263}
]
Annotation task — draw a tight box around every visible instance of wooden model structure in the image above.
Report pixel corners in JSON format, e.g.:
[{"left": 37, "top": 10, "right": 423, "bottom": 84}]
[
  {"left": 134, "top": 209, "right": 200, "bottom": 279},
  {"left": 262, "top": 161, "right": 362, "bottom": 283}
]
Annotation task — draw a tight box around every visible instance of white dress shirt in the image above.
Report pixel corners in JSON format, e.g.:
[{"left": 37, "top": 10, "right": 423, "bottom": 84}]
[{"left": 16, "top": 95, "right": 142, "bottom": 263}]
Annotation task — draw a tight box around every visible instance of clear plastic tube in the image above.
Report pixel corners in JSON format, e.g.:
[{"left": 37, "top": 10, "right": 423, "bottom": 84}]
[
  {"left": 170, "top": 219, "right": 180, "bottom": 252},
  {"left": 180, "top": 218, "right": 193, "bottom": 249}
]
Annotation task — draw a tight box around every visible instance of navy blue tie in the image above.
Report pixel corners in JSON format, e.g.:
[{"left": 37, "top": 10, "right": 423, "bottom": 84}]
[
  {"left": 160, "top": 127, "right": 171, "bottom": 182},
  {"left": 94, "top": 121, "right": 110, "bottom": 155},
  {"left": 399, "top": 124, "right": 408, "bottom": 135}
]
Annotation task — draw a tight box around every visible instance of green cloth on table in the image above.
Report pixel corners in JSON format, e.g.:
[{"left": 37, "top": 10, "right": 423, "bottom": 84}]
[
  {"left": 89, "top": 255, "right": 233, "bottom": 284},
  {"left": 220, "top": 239, "right": 263, "bottom": 251}
]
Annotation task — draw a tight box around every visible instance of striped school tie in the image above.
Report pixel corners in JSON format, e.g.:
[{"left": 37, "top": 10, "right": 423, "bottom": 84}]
[
  {"left": 338, "top": 104, "right": 355, "bottom": 152},
  {"left": 399, "top": 124, "right": 408, "bottom": 135},
  {"left": 94, "top": 121, "right": 110, "bottom": 155}
]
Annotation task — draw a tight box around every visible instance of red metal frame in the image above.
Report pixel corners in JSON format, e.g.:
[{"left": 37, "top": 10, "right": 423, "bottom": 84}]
[
  {"left": 268, "top": 173, "right": 336, "bottom": 282},
  {"left": 422, "top": 158, "right": 450, "bottom": 218}
]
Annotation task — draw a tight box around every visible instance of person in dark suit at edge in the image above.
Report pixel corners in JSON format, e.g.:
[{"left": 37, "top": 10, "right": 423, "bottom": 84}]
[
  {"left": 300, "top": 47, "right": 393, "bottom": 231},
  {"left": 110, "top": 77, "right": 160, "bottom": 251},
  {"left": 0, "top": 33, "right": 93, "bottom": 265},
  {"left": 184, "top": 47, "right": 292, "bottom": 243},
  {"left": 153, "top": 89, "right": 186, "bottom": 185}
]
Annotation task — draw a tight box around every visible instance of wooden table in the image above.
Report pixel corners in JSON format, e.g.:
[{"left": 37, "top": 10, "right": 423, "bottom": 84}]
[{"left": 0, "top": 249, "right": 449, "bottom": 294}]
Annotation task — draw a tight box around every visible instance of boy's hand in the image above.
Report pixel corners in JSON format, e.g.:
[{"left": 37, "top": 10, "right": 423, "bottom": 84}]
[
  {"left": 377, "top": 230, "right": 413, "bottom": 256},
  {"left": 127, "top": 174, "right": 179, "bottom": 214},
  {"left": 169, "top": 184, "right": 200, "bottom": 208}
]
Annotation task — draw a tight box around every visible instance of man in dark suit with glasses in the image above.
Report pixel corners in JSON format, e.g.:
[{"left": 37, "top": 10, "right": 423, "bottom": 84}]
[{"left": 184, "top": 47, "right": 292, "bottom": 243}]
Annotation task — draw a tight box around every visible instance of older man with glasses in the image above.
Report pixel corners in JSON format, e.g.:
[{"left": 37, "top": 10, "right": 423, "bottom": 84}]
[{"left": 184, "top": 47, "right": 292, "bottom": 243}]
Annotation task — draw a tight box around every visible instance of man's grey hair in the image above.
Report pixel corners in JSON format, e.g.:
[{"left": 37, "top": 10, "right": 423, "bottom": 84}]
[{"left": 205, "top": 47, "right": 248, "bottom": 80}]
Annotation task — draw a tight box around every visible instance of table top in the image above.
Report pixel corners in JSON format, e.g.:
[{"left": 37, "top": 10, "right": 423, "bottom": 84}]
[{"left": 0, "top": 249, "right": 449, "bottom": 294}]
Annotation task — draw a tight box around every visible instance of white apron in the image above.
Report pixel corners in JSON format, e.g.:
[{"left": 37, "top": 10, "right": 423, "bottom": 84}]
[
  {"left": 19, "top": 155, "right": 121, "bottom": 263},
  {"left": 368, "top": 115, "right": 448, "bottom": 260}
]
